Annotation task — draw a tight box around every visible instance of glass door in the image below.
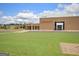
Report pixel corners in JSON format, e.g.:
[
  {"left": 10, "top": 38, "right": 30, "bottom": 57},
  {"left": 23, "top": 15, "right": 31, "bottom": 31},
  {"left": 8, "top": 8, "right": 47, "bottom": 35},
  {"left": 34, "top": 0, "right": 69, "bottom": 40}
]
[{"left": 55, "top": 22, "right": 64, "bottom": 30}]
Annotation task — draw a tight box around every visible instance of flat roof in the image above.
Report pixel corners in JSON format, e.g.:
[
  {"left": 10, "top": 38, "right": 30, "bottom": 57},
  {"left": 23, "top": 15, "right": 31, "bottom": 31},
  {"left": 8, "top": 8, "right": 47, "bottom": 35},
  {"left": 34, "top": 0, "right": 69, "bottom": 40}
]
[{"left": 40, "top": 16, "right": 79, "bottom": 19}]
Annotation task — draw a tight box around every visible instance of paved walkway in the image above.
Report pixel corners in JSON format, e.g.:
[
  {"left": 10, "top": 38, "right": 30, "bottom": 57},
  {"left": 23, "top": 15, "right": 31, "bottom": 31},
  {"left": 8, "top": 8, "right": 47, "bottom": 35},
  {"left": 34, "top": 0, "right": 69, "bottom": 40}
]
[{"left": 0, "top": 30, "right": 79, "bottom": 32}]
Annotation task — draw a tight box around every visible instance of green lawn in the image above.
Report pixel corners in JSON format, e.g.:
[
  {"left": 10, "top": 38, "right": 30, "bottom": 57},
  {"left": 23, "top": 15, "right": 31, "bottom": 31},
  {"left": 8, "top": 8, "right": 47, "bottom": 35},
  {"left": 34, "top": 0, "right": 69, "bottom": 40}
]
[{"left": 0, "top": 32, "right": 79, "bottom": 56}]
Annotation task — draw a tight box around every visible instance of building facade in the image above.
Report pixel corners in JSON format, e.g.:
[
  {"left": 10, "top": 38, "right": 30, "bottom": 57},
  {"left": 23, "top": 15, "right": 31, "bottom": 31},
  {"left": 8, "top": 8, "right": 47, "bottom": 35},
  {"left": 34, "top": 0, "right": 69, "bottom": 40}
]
[{"left": 40, "top": 16, "right": 79, "bottom": 30}]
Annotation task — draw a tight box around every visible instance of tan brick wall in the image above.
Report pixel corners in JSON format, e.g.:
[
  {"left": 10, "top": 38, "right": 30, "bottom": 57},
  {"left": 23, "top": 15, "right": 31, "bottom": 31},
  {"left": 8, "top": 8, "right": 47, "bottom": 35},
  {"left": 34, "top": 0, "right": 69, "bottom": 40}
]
[
  {"left": 40, "top": 19, "right": 53, "bottom": 30},
  {"left": 40, "top": 16, "right": 79, "bottom": 30}
]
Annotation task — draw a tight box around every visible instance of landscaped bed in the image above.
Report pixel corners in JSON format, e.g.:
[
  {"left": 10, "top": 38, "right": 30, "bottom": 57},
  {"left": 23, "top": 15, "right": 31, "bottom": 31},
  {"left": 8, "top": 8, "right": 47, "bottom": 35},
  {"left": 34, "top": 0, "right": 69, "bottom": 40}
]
[{"left": 0, "top": 32, "right": 79, "bottom": 56}]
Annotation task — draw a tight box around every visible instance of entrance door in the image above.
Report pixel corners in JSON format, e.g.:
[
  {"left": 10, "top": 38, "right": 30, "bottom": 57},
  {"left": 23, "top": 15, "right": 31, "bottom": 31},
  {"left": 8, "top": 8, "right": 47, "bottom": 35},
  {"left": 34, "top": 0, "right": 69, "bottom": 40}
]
[{"left": 55, "top": 22, "right": 64, "bottom": 30}]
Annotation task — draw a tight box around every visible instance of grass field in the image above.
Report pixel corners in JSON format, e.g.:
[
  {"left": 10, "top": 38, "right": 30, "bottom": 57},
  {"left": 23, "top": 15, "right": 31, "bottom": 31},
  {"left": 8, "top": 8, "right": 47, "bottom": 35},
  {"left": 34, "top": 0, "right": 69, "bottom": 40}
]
[{"left": 0, "top": 32, "right": 79, "bottom": 56}]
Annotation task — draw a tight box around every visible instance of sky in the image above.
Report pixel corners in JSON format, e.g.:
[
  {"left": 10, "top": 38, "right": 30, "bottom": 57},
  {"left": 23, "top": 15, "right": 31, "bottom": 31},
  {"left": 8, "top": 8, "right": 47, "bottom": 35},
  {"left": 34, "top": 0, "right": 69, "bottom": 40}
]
[
  {"left": 0, "top": 3, "right": 59, "bottom": 16},
  {"left": 0, "top": 3, "right": 79, "bottom": 24}
]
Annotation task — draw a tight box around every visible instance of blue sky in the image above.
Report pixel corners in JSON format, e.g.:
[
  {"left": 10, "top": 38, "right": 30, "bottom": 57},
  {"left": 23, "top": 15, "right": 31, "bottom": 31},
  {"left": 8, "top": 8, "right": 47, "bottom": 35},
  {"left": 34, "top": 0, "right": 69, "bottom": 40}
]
[
  {"left": 0, "top": 3, "right": 67, "bottom": 16},
  {"left": 0, "top": 3, "right": 79, "bottom": 24}
]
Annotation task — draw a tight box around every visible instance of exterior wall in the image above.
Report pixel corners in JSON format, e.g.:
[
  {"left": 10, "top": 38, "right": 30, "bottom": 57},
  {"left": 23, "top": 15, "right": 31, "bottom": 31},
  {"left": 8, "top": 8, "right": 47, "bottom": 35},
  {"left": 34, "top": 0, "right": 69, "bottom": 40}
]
[
  {"left": 25, "top": 24, "right": 39, "bottom": 30},
  {"left": 40, "top": 16, "right": 79, "bottom": 30},
  {"left": 40, "top": 18, "right": 53, "bottom": 30}
]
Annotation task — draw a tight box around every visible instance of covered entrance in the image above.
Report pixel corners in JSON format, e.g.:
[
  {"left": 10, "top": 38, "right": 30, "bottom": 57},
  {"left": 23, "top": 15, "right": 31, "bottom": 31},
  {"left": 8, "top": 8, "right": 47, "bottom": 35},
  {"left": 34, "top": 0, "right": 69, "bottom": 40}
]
[{"left": 55, "top": 22, "right": 64, "bottom": 30}]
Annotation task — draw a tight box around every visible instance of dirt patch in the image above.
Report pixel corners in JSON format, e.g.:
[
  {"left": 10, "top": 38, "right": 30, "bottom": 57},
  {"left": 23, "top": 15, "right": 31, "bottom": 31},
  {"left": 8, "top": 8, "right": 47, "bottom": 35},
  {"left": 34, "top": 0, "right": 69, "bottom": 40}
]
[{"left": 60, "top": 42, "right": 79, "bottom": 55}]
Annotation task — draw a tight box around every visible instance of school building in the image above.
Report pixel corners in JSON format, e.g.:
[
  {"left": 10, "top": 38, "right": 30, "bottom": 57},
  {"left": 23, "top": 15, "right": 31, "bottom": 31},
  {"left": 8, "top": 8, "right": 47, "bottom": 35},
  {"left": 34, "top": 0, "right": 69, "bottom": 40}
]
[{"left": 26, "top": 16, "right": 79, "bottom": 31}]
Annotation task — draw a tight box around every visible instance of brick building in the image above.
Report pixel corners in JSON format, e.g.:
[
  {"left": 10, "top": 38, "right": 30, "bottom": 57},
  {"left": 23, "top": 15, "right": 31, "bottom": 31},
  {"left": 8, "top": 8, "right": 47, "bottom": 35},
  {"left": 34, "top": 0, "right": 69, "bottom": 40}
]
[{"left": 40, "top": 16, "right": 79, "bottom": 30}]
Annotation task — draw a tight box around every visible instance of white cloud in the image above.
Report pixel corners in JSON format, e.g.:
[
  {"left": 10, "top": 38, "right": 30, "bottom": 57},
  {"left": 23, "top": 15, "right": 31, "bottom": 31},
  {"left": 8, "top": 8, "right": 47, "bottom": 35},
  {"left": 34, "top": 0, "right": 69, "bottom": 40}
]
[
  {"left": 1, "top": 16, "right": 16, "bottom": 24},
  {"left": 16, "top": 10, "right": 38, "bottom": 18},
  {"left": 65, "top": 3, "right": 79, "bottom": 13},
  {"left": 38, "top": 3, "right": 79, "bottom": 18},
  {"left": 0, "top": 10, "right": 40, "bottom": 24},
  {"left": 15, "top": 10, "right": 39, "bottom": 24}
]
